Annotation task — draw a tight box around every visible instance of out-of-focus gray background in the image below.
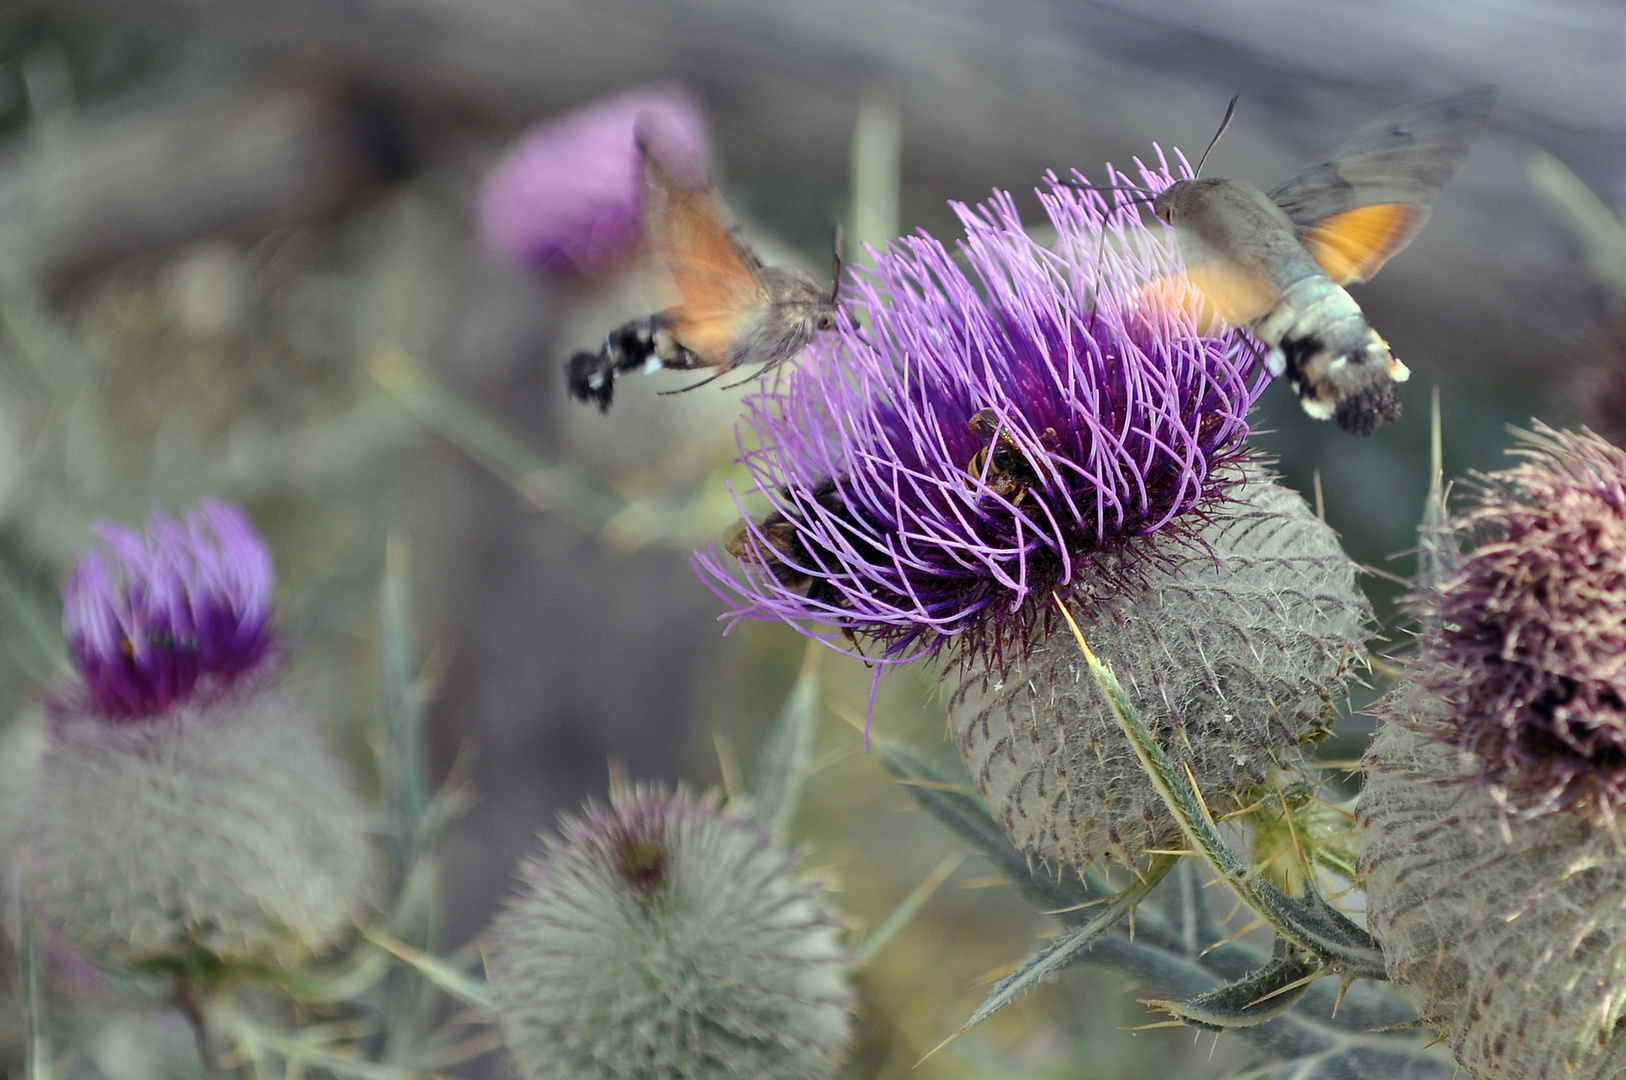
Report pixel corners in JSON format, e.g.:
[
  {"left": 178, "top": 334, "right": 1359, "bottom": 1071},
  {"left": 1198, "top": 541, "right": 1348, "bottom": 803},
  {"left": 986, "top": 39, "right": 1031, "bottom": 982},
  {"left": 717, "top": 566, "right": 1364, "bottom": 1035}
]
[{"left": 1, "top": 2, "right": 1623, "bottom": 1075}]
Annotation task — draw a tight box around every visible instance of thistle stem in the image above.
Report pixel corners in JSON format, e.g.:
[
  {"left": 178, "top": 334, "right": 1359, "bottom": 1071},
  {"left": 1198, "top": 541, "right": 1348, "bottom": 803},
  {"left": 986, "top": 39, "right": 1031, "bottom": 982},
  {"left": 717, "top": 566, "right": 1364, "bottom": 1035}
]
[
  {"left": 175, "top": 977, "right": 222, "bottom": 1080},
  {"left": 1053, "top": 594, "right": 1387, "bottom": 979}
]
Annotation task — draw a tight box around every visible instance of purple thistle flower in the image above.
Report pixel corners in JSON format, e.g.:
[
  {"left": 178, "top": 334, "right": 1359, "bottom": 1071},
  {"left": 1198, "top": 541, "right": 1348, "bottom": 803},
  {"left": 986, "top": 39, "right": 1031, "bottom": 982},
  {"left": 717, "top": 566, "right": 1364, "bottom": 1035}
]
[
  {"left": 696, "top": 156, "right": 1265, "bottom": 666},
  {"left": 1410, "top": 425, "right": 1626, "bottom": 821},
  {"left": 479, "top": 85, "right": 710, "bottom": 282},
  {"left": 63, "top": 499, "right": 273, "bottom": 720}
]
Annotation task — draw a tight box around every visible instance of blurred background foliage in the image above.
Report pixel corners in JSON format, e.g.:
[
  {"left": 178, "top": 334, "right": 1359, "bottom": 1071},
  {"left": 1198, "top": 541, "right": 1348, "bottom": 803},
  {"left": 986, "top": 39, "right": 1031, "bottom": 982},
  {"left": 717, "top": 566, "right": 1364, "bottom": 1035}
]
[{"left": 0, "top": 1, "right": 1624, "bottom": 1076}]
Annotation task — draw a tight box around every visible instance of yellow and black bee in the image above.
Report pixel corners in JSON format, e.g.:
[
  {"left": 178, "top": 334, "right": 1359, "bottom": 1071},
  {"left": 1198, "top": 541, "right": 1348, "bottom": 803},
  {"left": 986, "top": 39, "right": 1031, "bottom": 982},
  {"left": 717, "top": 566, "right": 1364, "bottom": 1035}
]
[{"left": 965, "top": 409, "right": 1054, "bottom": 504}]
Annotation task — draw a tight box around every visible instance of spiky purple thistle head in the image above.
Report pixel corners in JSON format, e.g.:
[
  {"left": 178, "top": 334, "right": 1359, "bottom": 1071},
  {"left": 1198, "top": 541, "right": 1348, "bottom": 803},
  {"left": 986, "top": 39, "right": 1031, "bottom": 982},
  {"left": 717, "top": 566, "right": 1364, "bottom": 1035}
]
[
  {"left": 479, "top": 84, "right": 709, "bottom": 282},
  {"left": 696, "top": 157, "right": 1265, "bottom": 667},
  {"left": 63, "top": 499, "right": 274, "bottom": 721},
  {"left": 1409, "top": 425, "right": 1626, "bottom": 821}
]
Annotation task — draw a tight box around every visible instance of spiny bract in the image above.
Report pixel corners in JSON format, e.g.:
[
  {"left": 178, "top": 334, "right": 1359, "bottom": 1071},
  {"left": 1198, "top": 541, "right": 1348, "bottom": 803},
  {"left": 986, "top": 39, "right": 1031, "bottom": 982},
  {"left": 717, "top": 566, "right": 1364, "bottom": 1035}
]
[
  {"left": 1360, "top": 719, "right": 1626, "bottom": 1080},
  {"left": 488, "top": 784, "right": 854, "bottom": 1080},
  {"left": 954, "top": 476, "right": 1370, "bottom": 869},
  {"left": 32, "top": 680, "right": 374, "bottom": 972}
]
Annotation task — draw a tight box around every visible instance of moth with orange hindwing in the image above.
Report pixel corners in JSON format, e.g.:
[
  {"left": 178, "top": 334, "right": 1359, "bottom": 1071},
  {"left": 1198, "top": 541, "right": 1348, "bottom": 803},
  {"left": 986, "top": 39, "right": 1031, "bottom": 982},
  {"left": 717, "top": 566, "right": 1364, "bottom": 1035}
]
[
  {"left": 567, "top": 142, "right": 842, "bottom": 412},
  {"left": 1138, "top": 86, "right": 1495, "bottom": 434}
]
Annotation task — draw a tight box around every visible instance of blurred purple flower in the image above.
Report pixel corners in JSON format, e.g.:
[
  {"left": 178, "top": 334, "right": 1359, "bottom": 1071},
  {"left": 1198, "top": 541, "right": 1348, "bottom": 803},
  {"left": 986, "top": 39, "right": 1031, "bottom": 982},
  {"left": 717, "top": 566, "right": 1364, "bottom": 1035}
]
[
  {"left": 63, "top": 499, "right": 273, "bottom": 720},
  {"left": 697, "top": 158, "right": 1264, "bottom": 665},
  {"left": 1412, "top": 425, "right": 1626, "bottom": 820},
  {"left": 479, "top": 85, "right": 709, "bottom": 281}
]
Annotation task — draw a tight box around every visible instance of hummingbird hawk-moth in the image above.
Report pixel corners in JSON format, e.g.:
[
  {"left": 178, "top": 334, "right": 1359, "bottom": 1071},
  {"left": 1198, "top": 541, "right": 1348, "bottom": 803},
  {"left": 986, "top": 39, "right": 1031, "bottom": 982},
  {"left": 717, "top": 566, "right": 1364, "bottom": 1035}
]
[
  {"left": 1146, "top": 86, "right": 1496, "bottom": 435},
  {"left": 566, "top": 146, "right": 841, "bottom": 412}
]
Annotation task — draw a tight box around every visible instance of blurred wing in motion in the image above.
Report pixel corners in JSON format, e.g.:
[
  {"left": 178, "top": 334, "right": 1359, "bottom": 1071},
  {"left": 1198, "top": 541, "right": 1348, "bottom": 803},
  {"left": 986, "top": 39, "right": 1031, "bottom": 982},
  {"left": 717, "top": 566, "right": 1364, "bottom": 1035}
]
[
  {"left": 568, "top": 147, "right": 838, "bottom": 412},
  {"left": 1268, "top": 86, "right": 1496, "bottom": 283},
  {"left": 646, "top": 149, "right": 767, "bottom": 369}
]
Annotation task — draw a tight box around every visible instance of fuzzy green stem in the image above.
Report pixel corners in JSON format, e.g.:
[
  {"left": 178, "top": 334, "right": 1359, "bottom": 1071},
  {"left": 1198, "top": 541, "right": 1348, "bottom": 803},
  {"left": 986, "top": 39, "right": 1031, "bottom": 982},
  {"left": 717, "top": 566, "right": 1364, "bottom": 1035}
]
[{"left": 175, "top": 977, "right": 223, "bottom": 1080}]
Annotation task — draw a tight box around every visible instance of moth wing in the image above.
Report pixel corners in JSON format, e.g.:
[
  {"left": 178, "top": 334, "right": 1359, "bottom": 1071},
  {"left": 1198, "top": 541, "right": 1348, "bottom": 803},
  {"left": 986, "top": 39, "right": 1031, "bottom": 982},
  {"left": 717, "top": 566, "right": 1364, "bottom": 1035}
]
[
  {"left": 645, "top": 150, "right": 768, "bottom": 368},
  {"left": 1298, "top": 202, "right": 1420, "bottom": 285},
  {"left": 1267, "top": 86, "right": 1495, "bottom": 279},
  {"left": 666, "top": 309, "right": 756, "bottom": 366},
  {"left": 1136, "top": 225, "right": 1279, "bottom": 332}
]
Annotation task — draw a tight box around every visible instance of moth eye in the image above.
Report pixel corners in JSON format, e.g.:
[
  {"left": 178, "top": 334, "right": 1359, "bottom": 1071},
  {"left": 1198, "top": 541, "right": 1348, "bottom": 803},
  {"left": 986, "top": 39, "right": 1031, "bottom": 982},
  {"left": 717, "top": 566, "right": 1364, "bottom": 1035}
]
[{"left": 817, "top": 313, "right": 835, "bottom": 330}]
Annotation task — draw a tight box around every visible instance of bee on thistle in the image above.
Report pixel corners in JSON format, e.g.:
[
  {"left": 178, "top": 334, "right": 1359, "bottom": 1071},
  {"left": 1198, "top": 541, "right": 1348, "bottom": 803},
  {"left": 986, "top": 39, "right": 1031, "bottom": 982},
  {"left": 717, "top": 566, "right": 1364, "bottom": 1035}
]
[
  {"left": 965, "top": 408, "right": 1055, "bottom": 506},
  {"left": 698, "top": 170, "right": 1266, "bottom": 666}
]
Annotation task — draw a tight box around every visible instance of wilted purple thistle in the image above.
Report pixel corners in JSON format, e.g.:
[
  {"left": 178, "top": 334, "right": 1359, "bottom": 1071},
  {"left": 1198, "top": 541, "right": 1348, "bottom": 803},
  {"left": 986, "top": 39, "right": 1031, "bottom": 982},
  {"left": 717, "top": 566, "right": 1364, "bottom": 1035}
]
[
  {"left": 479, "top": 85, "right": 709, "bottom": 281},
  {"left": 63, "top": 499, "right": 273, "bottom": 720},
  {"left": 696, "top": 159, "right": 1264, "bottom": 665},
  {"left": 1410, "top": 425, "right": 1626, "bottom": 820}
]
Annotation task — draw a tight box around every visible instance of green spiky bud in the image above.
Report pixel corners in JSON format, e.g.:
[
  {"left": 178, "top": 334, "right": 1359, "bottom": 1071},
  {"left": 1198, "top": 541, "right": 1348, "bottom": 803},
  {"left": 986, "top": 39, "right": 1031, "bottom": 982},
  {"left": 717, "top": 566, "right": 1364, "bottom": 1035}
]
[
  {"left": 1243, "top": 780, "right": 1359, "bottom": 896},
  {"left": 31, "top": 680, "right": 374, "bottom": 973},
  {"left": 1360, "top": 719, "right": 1626, "bottom": 1080},
  {"left": 488, "top": 784, "right": 854, "bottom": 1080},
  {"left": 953, "top": 476, "right": 1371, "bottom": 869}
]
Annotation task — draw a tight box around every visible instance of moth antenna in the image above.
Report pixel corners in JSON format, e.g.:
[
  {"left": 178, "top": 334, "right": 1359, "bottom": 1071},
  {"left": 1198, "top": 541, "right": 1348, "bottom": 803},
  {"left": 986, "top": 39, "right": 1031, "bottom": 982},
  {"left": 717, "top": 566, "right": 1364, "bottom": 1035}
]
[
  {"left": 1194, "top": 94, "right": 1240, "bottom": 179},
  {"left": 830, "top": 221, "right": 845, "bottom": 304}
]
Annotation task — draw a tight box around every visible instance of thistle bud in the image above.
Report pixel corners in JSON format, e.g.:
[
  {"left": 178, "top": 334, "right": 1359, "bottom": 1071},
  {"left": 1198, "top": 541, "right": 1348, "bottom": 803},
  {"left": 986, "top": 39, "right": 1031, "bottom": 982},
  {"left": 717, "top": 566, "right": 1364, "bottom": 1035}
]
[
  {"left": 954, "top": 477, "right": 1371, "bottom": 869},
  {"left": 31, "top": 501, "right": 372, "bottom": 972},
  {"left": 488, "top": 784, "right": 854, "bottom": 1080},
  {"left": 1360, "top": 428, "right": 1626, "bottom": 1080}
]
